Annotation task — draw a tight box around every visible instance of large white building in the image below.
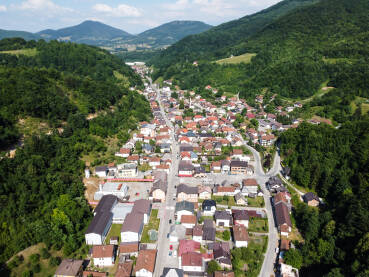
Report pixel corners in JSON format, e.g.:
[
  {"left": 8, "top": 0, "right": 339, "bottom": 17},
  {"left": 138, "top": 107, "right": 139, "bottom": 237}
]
[
  {"left": 117, "top": 163, "right": 137, "bottom": 178},
  {"left": 94, "top": 182, "right": 128, "bottom": 201}
]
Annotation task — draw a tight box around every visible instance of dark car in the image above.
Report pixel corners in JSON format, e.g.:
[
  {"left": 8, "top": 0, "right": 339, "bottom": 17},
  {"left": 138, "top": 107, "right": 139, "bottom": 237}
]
[{"left": 169, "top": 219, "right": 172, "bottom": 224}]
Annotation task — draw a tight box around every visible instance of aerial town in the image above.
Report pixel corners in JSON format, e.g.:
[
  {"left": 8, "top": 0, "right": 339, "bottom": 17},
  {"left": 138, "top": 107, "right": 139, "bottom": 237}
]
[{"left": 53, "top": 64, "right": 323, "bottom": 277}]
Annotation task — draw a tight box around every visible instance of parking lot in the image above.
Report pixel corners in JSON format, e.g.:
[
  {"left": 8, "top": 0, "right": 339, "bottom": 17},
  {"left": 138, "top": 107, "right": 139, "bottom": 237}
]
[{"left": 125, "top": 182, "right": 153, "bottom": 201}]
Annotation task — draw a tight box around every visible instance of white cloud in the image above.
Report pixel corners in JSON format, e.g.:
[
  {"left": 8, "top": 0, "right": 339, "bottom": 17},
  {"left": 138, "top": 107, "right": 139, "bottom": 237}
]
[
  {"left": 0, "top": 5, "right": 6, "bottom": 12},
  {"left": 93, "top": 3, "right": 141, "bottom": 17},
  {"left": 166, "top": 0, "right": 190, "bottom": 11},
  {"left": 15, "top": 0, "right": 73, "bottom": 13}
]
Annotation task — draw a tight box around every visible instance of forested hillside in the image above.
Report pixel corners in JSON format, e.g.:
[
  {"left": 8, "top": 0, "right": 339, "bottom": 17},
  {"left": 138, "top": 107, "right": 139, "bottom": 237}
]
[
  {"left": 150, "top": 0, "right": 318, "bottom": 66},
  {"left": 0, "top": 38, "right": 151, "bottom": 273},
  {"left": 278, "top": 117, "right": 369, "bottom": 276},
  {"left": 151, "top": 0, "right": 369, "bottom": 121}
]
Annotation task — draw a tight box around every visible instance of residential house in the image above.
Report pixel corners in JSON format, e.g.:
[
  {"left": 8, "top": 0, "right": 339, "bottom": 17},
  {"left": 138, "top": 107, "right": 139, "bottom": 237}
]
[
  {"left": 259, "top": 134, "right": 275, "bottom": 146},
  {"left": 198, "top": 186, "right": 212, "bottom": 199},
  {"left": 119, "top": 242, "right": 139, "bottom": 257},
  {"left": 202, "top": 219, "right": 216, "bottom": 243},
  {"left": 230, "top": 161, "right": 248, "bottom": 175},
  {"left": 115, "top": 261, "right": 133, "bottom": 277},
  {"left": 303, "top": 192, "right": 320, "bottom": 207},
  {"left": 274, "top": 202, "right": 292, "bottom": 237},
  {"left": 213, "top": 186, "right": 238, "bottom": 197},
  {"left": 54, "top": 259, "right": 83, "bottom": 277},
  {"left": 202, "top": 199, "right": 216, "bottom": 216},
  {"left": 134, "top": 250, "right": 157, "bottom": 277},
  {"left": 221, "top": 160, "right": 231, "bottom": 173},
  {"left": 192, "top": 225, "right": 203, "bottom": 244},
  {"left": 232, "top": 210, "right": 249, "bottom": 228},
  {"left": 233, "top": 225, "right": 249, "bottom": 248},
  {"left": 161, "top": 268, "right": 184, "bottom": 277},
  {"left": 241, "top": 179, "right": 258, "bottom": 196},
  {"left": 211, "top": 161, "right": 222, "bottom": 173},
  {"left": 150, "top": 180, "right": 167, "bottom": 203},
  {"left": 82, "top": 271, "right": 107, "bottom": 277},
  {"left": 175, "top": 201, "right": 195, "bottom": 222},
  {"left": 132, "top": 199, "right": 152, "bottom": 224},
  {"left": 148, "top": 157, "right": 161, "bottom": 169},
  {"left": 115, "top": 148, "right": 130, "bottom": 158},
  {"left": 214, "top": 211, "right": 232, "bottom": 227},
  {"left": 178, "top": 239, "right": 201, "bottom": 256},
  {"left": 234, "top": 192, "right": 247, "bottom": 206},
  {"left": 92, "top": 245, "right": 115, "bottom": 267},
  {"left": 177, "top": 184, "right": 198, "bottom": 203},
  {"left": 120, "top": 212, "right": 144, "bottom": 243},
  {"left": 95, "top": 166, "right": 108, "bottom": 178},
  {"left": 179, "top": 252, "right": 204, "bottom": 273},
  {"left": 178, "top": 161, "right": 194, "bottom": 177},
  {"left": 212, "top": 242, "right": 232, "bottom": 269},
  {"left": 117, "top": 163, "right": 137, "bottom": 178},
  {"left": 181, "top": 215, "right": 197, "bottom": 229}
]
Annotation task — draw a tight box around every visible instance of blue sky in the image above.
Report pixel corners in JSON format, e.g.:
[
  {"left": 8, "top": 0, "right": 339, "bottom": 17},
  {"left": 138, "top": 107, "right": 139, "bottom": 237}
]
[{"left": 0, "top": 0, "right": 281, "bottom": 34}]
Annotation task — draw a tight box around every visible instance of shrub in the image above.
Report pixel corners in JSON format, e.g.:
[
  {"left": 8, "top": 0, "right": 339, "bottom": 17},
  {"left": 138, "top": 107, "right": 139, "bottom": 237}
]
[
  {"left": 29, "top": 254, "right": 40, "bottom": 265},
  {"left": 40, "top": 248, "right": 51, "bottom": 259},
  {"left": 49, "top": 256, "right": 61, "bottom": 267}
]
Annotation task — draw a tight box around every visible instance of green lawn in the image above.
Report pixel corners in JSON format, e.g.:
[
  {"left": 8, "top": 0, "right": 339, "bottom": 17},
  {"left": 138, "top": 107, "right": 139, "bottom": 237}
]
[
  {"left": 246, "top": 197, "right": 265, "bottom": 208},
  {"left": 248, "top": 218, "right": 268, "bottom": 233},
  {"left": 141, "top": 209, "right": 160, "bottom": 243},
  {"left": 212, "top": 195, "right": 236, "bottom": 207},
  {"left": 0, "top": 48, "right": 37, "bottom": 56},
  {"left": 216, "top": 53, "right": 257, "bottom": 64},
  {"left": 105, "top": 224, "right": 122, "bottom": 244}
]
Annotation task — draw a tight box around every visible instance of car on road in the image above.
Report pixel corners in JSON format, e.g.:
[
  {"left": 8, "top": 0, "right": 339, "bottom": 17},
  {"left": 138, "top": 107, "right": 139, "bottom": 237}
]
[
  {"left": 170, "top": 245, "right": 173, "bottom": 250},
  {"left": 173, "top": 250, "right": 177, "bottom": 257},
  {"left": 167, "top": 233, "right": 169, "bottom": 238},
  {"left": 169, "top": 219, "right": 172, "bottom": 224},
  {"left": 169, "top": 251, "right": 172, "bottom": 256}
]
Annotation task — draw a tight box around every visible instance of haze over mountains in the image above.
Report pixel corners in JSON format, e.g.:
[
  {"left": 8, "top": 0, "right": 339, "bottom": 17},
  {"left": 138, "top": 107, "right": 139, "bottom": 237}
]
[{"left": 0, "top": 20, "right": 212, "bottom": 51}]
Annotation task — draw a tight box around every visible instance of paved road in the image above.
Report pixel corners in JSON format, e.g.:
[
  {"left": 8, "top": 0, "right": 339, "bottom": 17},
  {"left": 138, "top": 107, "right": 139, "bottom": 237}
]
[{"left": 148, "top": 79, "right": 180, "bottom": 276}]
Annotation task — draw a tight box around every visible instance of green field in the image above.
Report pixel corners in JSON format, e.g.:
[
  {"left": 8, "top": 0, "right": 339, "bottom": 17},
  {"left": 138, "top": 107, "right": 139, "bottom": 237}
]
[
  {"left": 246, "top": 196, "right": 265, "bottom": 208},
  {"left": 248, "top": 218, "right": 268, "bottom": 233},
  {"left": 105, "top": 224, "right": 122, "bottom": 244},
  {"left": 0, "top": 48, "right": 37, "bottom": 56},
  {"left": 216, "top": 53, "right": 256, "bottom": 64},
  {"left": 141, "top": 209, "right": 160, "bottom": 243}
]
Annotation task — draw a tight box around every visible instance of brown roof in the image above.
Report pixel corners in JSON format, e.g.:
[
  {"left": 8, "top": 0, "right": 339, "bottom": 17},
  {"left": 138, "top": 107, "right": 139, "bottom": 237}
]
[
  {"left": 55, "top": 259, "right": 83, "bottom": 276},
  {"left": 274, "top": 192, "right": 287, "bottom": 204},
  {"left": 181, "top": 252, "right": 203, "bottom": 267},
  {"left": 83, "top": 271, "right": 107, "bottom": 277},
  {"left": 134, "top": 250, "right": 157, "bottom": 274},
  {"left": 242, "top": 179, "right": 258, "bottom": 186},
  {"left": 132, "top": 199, "right": 151, "bottom": 215},
  {"left": 214, "top": 271, "right": 235, "bottom": 277},
  {"left": 193, "top": 225, "right": 203, "bottom": 236},
  {"left": 233, "top": 225, "right": 249, "bottom": 242},
  {"left": 92, "top": 245, "right": 114, "bottom": 258},
  {"left": 181, "top": 215, "right": 197, "bottom": 224},
  {"left": 119, "top": 242, "right": 139, "bottom": 254},
  {"left": 275, "top": 202, "right": 292, "bottom": 228},
  {"left": 115, "top": 261, "right": 133, "bottom": 277},
  {"left": 280, "top": 239, "right": 290, "bottom": 251},
  {"left": 216, "top": 186, "right": 235, "bottom": 193}
]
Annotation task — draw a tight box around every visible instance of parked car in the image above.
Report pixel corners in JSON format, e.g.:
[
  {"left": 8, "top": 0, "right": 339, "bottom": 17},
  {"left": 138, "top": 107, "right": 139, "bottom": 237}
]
[
  {"left": 169, "top": 219, "right": 172, "bottom": 224},
  {"left": 170, "top": 245, "right": 173, "bottom": 250}
]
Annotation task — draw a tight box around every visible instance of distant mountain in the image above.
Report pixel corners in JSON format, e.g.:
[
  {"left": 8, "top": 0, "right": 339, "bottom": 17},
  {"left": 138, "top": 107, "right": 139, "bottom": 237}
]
[
  {"left": 0, "top": 29, "right": 41, "bottom": 41},
  {"left": 37, "top": 20, "right": 133, "bottom": 45},
  {"left": 132, "top": 21, "right": 212, "bottom": 48}
]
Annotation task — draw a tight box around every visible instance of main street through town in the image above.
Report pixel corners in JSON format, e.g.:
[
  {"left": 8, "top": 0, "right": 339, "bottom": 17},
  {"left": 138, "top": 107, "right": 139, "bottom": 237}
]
[{"left": 149, "top": 77, "right": 282, "bottom": 277}]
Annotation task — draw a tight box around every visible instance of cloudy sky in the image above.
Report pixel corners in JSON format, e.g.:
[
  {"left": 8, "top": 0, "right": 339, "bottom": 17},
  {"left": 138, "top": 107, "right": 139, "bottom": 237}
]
[{"left": 0, "top": 0, "right": 281, "bottom": 34}]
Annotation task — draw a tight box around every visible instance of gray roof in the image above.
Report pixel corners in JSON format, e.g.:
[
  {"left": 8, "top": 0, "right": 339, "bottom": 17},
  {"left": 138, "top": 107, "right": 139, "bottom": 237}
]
[
  {"left": 54, "top": 259, "right": 83, "bottom": 276},
  {"left": 121, "top": 212, "right": 144, "bottom": 233},
  {"left": 95, "top": 166, "right": 108, "bottom": 172},
  {"left": 230, "top": 160, "right": 248, "bottom": 168},
  {"left": 86, "top": 211, "right": 113, "bottom": 235},
  {"left": 214, "top": 211, "right": 232, "bottom": 221},
  {"left": 202, "top": 200, "right": 216, "bottom": 211},
  {"left": 178, "top": 161, "right": 194, "bottom": 171},
  {"left": 175, "top": 201, "right": 194, "bottom": 213},
  {"left": 162, "top": 268, "right": 184, "bottom": 277},
  {"left": 232, "top": 209, "right": 249, "bottom": 221},
  {"left": 132, "top": 199, "right": 151, "bottom": 215},
  {"left": 94, "top": 194, "right": 118, "bottom": 215},
  {"left": 177, "top": 184, "right": 198, "bottom": 195},
  {"left": 304, "top": 192, "right": 319, "bottom": 202}
]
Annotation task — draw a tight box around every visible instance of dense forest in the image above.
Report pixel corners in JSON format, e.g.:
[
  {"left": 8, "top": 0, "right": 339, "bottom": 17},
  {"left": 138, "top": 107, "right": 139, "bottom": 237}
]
[
  {"left": 0, "top": 38, "right": 151, "bottom": 273},
  {"left": 278, "top": 117, "right": 369, "bottom": 276},
  {"left": 150, "top": 0, "right": 369, "bottom": 113}
]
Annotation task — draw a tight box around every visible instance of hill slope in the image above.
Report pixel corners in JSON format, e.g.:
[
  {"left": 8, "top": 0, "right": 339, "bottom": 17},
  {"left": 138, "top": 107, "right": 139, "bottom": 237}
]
[
  {"left": 38, "top": 20, "right": 133, "bottom": 45},
  {"left": 151, "top": 0, "right": 369, "bottom": 123},
  {"left": 0, "top": 29, "right": 41, "bottom": 41},
  {"left": 132, "top": 20, "right": 212, "bottom": 48},
  {"left": 150, "top": 0, "right": 319, "bottom": 67}
]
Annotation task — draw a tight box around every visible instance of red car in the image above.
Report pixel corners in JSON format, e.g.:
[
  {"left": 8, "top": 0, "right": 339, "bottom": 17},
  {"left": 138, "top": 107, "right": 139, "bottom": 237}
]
[{"left": 169, "top": 245, "right": 173, "bottom": 250}]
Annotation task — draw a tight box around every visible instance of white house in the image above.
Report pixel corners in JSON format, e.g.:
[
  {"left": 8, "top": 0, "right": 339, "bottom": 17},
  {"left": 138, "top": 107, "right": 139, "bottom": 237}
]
[
  {"left": 117, "top": 163, "right": 137, "bottom": 178},
  {"left": 95, "top": 166, "right": 108, "bottom": 178},
  {"left": 233, "top": 225, "right": 249, "bottom": 248},
  {"left": 92, "top": 245, "right": 115, "bottom": 267},
  {"left": 214, "top": 211, "right": 232, "bottom": 227},
  {"left": 179, "top": 252, "right": 204, "bottom": 273},
  {"left": 120, "top": 212, "right": 144, "bottom": 243},
  {"left": 134, "top": 250, "right": 157, "bottom": 277}
]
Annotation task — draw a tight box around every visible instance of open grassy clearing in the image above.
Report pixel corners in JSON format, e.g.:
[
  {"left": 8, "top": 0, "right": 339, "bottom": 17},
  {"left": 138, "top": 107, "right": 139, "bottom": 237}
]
[
  {"left": 216, "top": 53, "right": 256, "bottom": 64},
  {"left": 141, "top": 209, "right": 160, "bottom": 243},
  {"left": 0, "top": 48, "right": 37, "bottom": 56},
  {"left": 16, "top": 117, "right": 53, "bottom": 137},
  {"left": 249, "top": 218, "right": 268, "bottom": 233},
  {"left": 105, "top": 224, "right": 123, "bottom": 244},
  {"left": 246, "top": 196, "right": 265, "bottom": 208}
]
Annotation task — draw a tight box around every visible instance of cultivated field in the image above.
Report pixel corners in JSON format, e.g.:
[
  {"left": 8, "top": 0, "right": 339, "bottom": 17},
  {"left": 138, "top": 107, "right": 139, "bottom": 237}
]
[{"left": 216, "top": 53, "right": 256, "bottom": 64}]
